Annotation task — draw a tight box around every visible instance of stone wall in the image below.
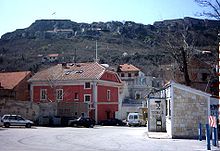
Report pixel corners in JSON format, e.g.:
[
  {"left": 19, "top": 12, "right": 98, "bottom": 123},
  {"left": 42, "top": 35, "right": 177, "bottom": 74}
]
[
  {"left": 0, "top": 99, "right": 92, "bottom": 126},
  {"left": 120, "top": 106, "right": 141, "bottom": 120},
  {"left": 57, "top": 102, "right": 89, "bottom": 118},
  {"left": 0, "top": 99, "right": 40, "bottom": 121},
  {"left": 0, "top": 100, "right": 60, "bottom": 122},
  {"left": 172, "top": 87, "right": 208, "bottom": 138}
]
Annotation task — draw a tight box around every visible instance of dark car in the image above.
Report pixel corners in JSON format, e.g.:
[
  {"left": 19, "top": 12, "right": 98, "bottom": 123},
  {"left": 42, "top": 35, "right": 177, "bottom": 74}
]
[
  {"left": 99, "top": 118, "right": 126, "bottom": 126},
  {"left": 68, "top": 117, "right": 95, "bottom": 128}
]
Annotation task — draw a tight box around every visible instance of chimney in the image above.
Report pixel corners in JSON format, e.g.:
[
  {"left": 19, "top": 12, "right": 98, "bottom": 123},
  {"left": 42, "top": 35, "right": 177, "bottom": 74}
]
[{"left": 62, "top": 62, "right": 69, "bottom": 69}]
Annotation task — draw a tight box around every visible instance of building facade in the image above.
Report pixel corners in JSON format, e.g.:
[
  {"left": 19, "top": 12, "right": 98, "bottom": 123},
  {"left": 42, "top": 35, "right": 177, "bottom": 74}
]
[
  {"left": 148, "top": 81, "right": 211, "bottom": 138},
  {"left": 28, "top": 62, "right": 122, "bottom": 122},
  {"left": 160, "top": 57, "right": 218, "bottom": 96},
  {"left": 117, "top": 64, "right": 162, "bottom": 120},
  {"left": 0, "top": 71, "right": 32, "bottom": 101}
]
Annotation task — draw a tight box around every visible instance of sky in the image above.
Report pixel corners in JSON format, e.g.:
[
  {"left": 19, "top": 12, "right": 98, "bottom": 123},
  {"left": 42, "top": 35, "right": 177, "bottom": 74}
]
[{"left": 0, "top": 0, "right": 208, "bottom": 37}]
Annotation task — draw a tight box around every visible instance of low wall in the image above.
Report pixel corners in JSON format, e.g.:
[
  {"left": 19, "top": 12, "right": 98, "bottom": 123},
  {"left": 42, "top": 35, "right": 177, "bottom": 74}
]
[{"left": 0, "top": 99, "right": 39, "bottom": 121}]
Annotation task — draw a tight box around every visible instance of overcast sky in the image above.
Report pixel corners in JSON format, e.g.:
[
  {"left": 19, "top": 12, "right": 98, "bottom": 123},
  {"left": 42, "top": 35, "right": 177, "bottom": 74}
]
[{"left": 0, "top": 0, "right": 208, "bottom": 37}]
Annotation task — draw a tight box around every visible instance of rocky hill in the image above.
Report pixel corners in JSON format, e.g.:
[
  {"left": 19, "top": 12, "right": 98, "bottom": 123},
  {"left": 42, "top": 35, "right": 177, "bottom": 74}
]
[{"left": 0, "top": 17, "right": 219, "bottom": 77}]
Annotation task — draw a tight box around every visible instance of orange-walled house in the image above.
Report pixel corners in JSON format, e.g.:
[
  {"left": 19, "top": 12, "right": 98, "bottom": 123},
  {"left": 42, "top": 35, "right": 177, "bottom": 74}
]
[
  {"left": 28, "top": 62, "right": 122, "bottom": 122},
  {"left": 0, "top": 71, "right": 32, "bottom": 101}
]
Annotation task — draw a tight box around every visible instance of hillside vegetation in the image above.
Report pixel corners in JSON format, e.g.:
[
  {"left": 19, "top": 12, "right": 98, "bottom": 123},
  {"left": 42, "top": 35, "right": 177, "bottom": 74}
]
[{"left": 0, "top": 17, "right": 219, "bottom": 77}]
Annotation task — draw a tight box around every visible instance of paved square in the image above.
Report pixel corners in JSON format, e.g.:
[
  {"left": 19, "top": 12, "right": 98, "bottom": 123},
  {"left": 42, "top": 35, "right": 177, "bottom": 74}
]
[{"left": 0, "top": 126, "right": 218, "bottom": 151}]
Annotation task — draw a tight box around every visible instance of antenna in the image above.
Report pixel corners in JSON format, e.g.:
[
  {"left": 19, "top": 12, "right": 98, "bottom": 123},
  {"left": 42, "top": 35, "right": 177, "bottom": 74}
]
[
  {"left": 96, "top": 40, "right": 98, "bottom": 61},
  {"left": 74, "top": 48, "right": 77, "bottom": 63},
  {"left": 61, "top": 51, "right": 64, "bottom": 62}
]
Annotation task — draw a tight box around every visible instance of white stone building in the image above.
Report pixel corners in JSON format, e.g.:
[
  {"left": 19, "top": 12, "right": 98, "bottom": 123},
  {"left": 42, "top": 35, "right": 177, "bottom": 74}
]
[
  {"left": 117, "top": 64, "right": 162, "bottom": 120},
  {"left": 148, "top": 81, "right": 211, "bottom": 138}
]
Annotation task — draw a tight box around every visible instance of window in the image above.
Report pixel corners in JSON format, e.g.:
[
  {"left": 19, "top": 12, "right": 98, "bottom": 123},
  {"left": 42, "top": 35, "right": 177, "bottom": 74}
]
[
  {"left": 129, "top": 115, "right": 133, "bottom": 120},
  {"left": 107, "top": 90, "right": 111, "bottom": 101},
  {"left": 166, "top": 99, "right": 171, "bottom": 117},
  {"left": 128, "top": 73, "right": 131, "bottom": 77},
  {"left": 56, "top": 89, "right": 63, "bottom": 100},
  {"left": 201, "top": 73, "right": 208, "bottom": 81},
  {"left": 84, "top": 82, "right": 91, "bottom": 89},
  {"left": 8, "top": 116, "right": 16, "bottom": 120},
  {"left": 169, "top": 99, "right": 171, "bottom": 117},
  {"left": 165, "top": 100, "right": 168, "bottom": 116},
  {"left": 40, "top": 89, "right": 47, "bottom": 100},
  {"left": 81, "top": 112, "right": 85, "bottom": 117},
  {"left": 121, "top": 73, "right": 124, "bottom": 77},
  {"left": 84, "top": 94, "right": 91, "bottom": 102},
  {"left": 74, "top": 93, "right": 79, "bottom": 100},
  {"left": 135, "top": 92, "right": 141, "bottom": 100},
  {"left": 17, "top": 116, "right": 25, "bottom": 121}
]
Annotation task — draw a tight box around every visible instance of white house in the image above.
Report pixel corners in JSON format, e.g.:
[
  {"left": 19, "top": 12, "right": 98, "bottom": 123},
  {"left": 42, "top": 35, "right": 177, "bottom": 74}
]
[{"left": 148, "top": 81, "right": 211, "bottom": 138}]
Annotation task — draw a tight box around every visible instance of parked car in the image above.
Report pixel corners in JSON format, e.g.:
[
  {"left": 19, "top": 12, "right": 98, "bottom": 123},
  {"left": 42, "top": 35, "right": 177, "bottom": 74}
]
[
  {"left": 98, "top": 118, "right": 126, "bottom": 126},
  {"left": 68, "top": 117, "right": 95, "bottom": 128},
  {"left": 127, "top": 113, "right": 146, "bottom": 127},
  {"left": 0, "top": 116, "right": 2, "bottom": 127},
  {"left": 61, "top": 116, "right": 77, "bottom": 126},
  {"left": 1, "top": 114, "right": 34, "bottom": 128}
]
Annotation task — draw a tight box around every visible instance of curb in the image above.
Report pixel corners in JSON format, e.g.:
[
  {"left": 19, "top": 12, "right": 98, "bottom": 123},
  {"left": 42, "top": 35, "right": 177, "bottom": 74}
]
[{"left": 145, "top": 131, "right": 171, "bottom": 139}]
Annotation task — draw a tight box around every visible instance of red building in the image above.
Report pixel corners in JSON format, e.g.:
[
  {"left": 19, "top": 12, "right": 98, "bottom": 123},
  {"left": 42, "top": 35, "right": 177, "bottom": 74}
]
[
  {"left": 28, "top": 62, "right": 122, "bottom": 122},
  {"left": 0, "top": 71, "right": 32, "bottom": 101}
]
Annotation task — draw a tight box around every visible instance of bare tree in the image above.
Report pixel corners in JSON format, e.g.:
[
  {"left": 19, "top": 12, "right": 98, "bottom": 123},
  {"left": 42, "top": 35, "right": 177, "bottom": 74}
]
[
  {"left": 195, "top": 0, "right": 219, "bottom": 95},
  {"left": 195, "top": 0, "right": 220, "bottom": 19},
  {"left": 162, "top": 25, "right": 197, "bottom": 86}
]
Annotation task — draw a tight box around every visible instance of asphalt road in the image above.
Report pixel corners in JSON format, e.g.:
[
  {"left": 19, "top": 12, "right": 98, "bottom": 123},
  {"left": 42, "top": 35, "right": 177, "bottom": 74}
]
[{"left": 0, "top": 126, "right": 217, "bottom": 151}]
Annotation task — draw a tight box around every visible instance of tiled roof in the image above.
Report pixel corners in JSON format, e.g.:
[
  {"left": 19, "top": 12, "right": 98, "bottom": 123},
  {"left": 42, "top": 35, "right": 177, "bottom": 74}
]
[
  {"left": 118, "top": 64, "right": 140, "bottom": 72},
  {"left": 0, "top": 71, "right": 31, "bottom": 89},
  {"left": 29, "top": 62, "right": 106, "bottom": 82}
]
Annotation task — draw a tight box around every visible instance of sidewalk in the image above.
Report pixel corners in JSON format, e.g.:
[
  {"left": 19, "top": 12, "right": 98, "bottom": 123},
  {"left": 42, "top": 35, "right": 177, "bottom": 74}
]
[{"left": 146, "top": 131, "right": 171, "bottom": 139}]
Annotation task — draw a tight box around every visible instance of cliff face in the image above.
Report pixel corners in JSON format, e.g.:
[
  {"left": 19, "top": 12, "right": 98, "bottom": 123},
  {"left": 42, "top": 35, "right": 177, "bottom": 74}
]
[
  {"left": 2, "top": 17, "right": 219, "bottom": 42},
  {"left": 0, "top": 17, "right": 219, "bottom": 76}
]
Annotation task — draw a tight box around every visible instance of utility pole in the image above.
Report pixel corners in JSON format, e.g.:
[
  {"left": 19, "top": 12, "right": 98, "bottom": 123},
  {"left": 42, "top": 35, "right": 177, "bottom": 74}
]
[
  {"left": 218, "top": 33, "right": 220, "bottom": 105},
  {"left": 94, "top": 40, "right": 99, "bottom": 63},
  {"left": 74, "top": 48, "right": 77, "bottom": 63}
]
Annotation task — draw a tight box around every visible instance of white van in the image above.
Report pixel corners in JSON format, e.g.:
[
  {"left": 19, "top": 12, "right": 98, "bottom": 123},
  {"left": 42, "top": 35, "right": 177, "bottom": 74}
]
[{"left": 127, "top": 113, "right": 146, "bottom": 126}]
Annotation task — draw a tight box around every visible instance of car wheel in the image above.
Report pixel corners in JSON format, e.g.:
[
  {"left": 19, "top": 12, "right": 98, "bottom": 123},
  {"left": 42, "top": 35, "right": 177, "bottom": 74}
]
[
  {"left": 26, "top": 123, "right": 31, "bottom": 128},
  {"left": 90, "top": 124, "right": 94, "bottom": 128},
  {"left": 73, "top": 123, "right": 77, "bottom": 127},
  {"left": 4, "top": 123, "right": 10, "bottom": 128}
]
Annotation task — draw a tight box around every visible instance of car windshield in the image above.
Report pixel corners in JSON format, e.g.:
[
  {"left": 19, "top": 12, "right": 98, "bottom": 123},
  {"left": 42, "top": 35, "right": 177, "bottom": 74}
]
[
  {"left": 134, "top": 115, "right": 138, "bottom": 119},
  {"left": 3, "top": 116, "right": 9, "bottom": 120}
]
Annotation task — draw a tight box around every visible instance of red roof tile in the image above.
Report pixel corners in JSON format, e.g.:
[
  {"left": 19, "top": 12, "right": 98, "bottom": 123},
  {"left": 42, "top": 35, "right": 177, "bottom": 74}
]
[
  {"left": 118, "top": 64, "right": 140, "bottom": 72},
  {"left": 0, "top": 71, "right": 31, "bottom": 89},
  {"left": 29, "top": 62, "right": 107, "bottom": 82}
]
